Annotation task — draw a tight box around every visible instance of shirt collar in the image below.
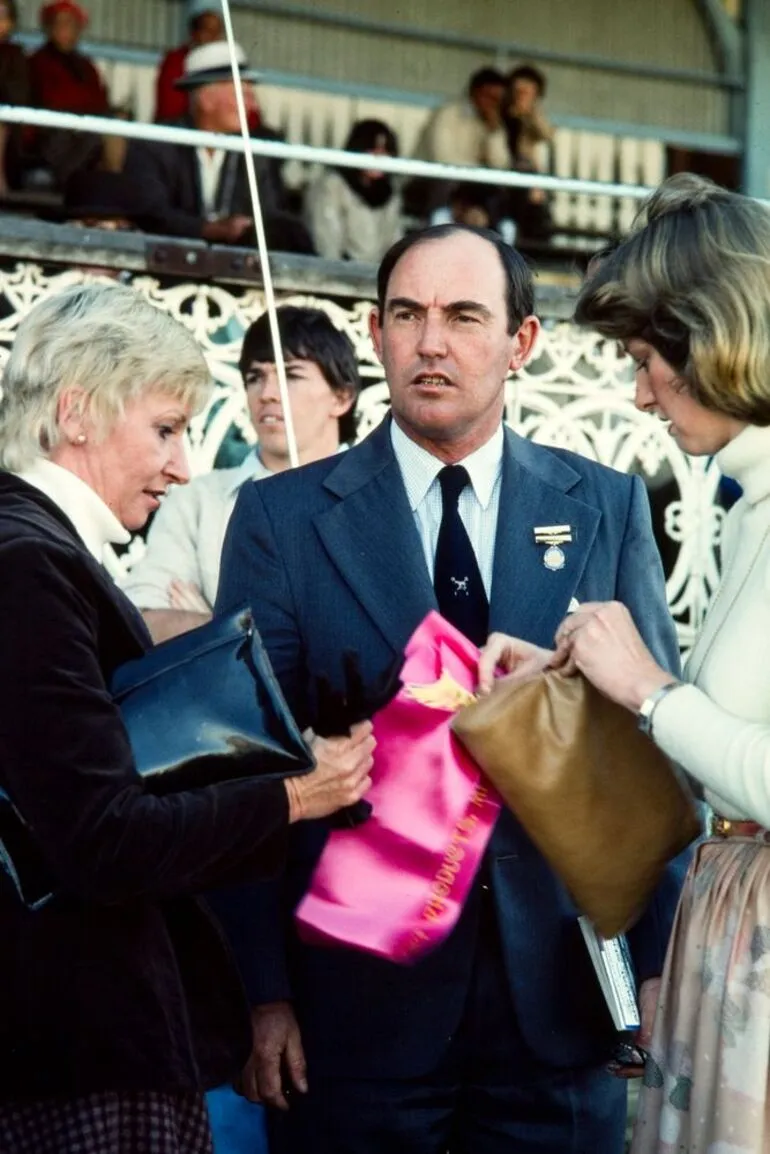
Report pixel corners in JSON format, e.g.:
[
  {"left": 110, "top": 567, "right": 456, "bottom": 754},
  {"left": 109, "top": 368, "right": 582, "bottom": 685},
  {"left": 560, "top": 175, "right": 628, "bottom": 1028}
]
[
  {"left": 390, "top": 420, "right": 504, "bottom": 511},
  {"left": 16, "top": 457, "right": 130, "bottom": 562},
  {"left": 222, "top": 448, "right": 272, "bottom": 497}
]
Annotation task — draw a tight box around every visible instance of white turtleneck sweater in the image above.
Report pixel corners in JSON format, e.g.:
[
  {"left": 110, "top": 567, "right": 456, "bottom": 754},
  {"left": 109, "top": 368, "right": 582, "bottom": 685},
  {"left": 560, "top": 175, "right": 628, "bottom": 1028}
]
[
  {"left": 653, "top": 424, "right": 770, "bottom": 824},
  {"left": 16, "top": 457, "right": 130, "bottom": 564}
]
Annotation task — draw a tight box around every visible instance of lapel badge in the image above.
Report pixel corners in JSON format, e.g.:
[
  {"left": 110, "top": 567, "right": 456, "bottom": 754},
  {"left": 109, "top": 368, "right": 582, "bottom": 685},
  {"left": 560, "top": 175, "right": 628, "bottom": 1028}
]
[{"left": 533, "top": 524, "right": 573, "bottom": 572}]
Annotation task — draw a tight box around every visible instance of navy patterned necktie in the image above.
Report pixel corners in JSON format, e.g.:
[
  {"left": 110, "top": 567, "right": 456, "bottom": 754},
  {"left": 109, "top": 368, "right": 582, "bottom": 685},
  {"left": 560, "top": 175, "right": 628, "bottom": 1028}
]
[{"left": 433, "top": 465, "right": 489, "bottom": 647}]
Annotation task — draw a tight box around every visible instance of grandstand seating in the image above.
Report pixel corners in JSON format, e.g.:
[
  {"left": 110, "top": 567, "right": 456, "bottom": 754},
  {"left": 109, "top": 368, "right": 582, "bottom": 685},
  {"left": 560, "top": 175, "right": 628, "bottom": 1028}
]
[{"left": 96, "top": 54, "right": 665, "bottom": 240}]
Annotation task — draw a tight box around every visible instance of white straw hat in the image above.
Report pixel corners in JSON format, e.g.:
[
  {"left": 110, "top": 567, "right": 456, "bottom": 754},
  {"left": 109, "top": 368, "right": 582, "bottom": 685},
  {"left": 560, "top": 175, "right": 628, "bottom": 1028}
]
[{"left": 175, "top": 39, "right": 261, "bottom": 90}]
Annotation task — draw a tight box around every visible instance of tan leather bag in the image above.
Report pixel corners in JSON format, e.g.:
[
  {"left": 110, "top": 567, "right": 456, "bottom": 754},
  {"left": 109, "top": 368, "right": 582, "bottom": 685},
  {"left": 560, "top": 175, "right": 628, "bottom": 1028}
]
[{"left": 451, "top": 670, "right": 700, "bottom": 937}]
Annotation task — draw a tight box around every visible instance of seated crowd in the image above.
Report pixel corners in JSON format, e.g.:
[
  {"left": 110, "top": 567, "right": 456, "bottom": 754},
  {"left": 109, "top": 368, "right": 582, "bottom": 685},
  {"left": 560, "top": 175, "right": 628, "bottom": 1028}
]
[{"left": 0, "top": 0, "right": 556, "bottom": 252}]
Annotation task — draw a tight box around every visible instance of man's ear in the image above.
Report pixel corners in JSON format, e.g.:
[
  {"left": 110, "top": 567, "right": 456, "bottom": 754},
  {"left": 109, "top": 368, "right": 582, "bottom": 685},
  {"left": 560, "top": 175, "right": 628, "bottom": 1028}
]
[
  {"left": 330, "top": 385, "right": 356, "bottom": 418},
  {"left": 508, "top": 315, "right": 541, "bottom": 373},
  {"left": 369, "top": 306, "right": 385, "bottom": 365}
]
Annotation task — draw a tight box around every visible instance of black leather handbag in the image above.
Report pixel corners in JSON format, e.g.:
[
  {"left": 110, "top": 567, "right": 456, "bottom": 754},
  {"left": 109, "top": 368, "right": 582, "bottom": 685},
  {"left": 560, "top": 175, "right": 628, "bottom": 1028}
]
[
  {"left": 112, "top": 606, "right": 313, "bottom": 791},
  {"left": 0, "top": 607, "right": 313, "bottom": 908}
]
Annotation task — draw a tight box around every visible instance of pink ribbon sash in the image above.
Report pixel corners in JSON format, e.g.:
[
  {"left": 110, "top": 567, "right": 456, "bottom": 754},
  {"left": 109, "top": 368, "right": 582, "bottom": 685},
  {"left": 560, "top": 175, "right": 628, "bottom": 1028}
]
[{"left": 295, "top": 612, "right": 501, "bottom": 963}]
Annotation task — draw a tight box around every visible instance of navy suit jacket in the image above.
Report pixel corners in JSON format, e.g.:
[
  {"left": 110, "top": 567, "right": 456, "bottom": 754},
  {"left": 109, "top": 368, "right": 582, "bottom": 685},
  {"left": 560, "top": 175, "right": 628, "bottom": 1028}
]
[{"left": 213, "top": 418, "right": 688, "bottom": 1077}]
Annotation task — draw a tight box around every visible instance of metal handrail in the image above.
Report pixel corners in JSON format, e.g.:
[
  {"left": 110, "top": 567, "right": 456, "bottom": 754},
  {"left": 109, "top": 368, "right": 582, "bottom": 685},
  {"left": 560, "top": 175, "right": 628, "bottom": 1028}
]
[{"left": 0, "top": 103, "right": 652, "bottom": 202}]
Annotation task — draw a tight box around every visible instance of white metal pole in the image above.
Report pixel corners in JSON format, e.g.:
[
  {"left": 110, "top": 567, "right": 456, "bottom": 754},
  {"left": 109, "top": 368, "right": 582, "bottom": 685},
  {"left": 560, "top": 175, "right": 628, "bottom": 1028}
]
[
  {"left": 218, "top": 0, "right": 299, "bottom": 468},
  {"left": 0, "top": 104, "right": 654, "bottom": 201}
]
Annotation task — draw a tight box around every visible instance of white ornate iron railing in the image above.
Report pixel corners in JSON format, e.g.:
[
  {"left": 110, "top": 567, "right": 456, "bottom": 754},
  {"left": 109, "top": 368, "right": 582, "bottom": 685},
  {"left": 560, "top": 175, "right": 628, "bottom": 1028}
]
[{"left": 0, "top": 262, "right": 723, "bottom": 653}]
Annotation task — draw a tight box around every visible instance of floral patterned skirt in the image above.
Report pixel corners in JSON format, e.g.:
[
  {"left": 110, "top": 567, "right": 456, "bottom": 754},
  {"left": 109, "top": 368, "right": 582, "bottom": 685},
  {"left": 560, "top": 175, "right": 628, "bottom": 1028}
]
[{"left": 631, "top": 836, "right": 770, "bottom": 1154}]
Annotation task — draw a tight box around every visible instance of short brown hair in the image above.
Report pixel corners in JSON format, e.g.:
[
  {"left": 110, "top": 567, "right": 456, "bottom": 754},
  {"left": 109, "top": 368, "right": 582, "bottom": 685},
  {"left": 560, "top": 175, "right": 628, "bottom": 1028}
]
[{"left": 575, "top": 173, "right": 770, "bottom": 425}]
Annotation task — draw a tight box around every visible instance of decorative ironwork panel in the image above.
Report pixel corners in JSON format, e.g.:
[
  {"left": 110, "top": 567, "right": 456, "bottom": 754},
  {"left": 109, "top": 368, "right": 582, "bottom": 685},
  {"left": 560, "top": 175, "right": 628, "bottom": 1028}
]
[{"left": 0, "top": 263, "right": 724, "bottom": 651}]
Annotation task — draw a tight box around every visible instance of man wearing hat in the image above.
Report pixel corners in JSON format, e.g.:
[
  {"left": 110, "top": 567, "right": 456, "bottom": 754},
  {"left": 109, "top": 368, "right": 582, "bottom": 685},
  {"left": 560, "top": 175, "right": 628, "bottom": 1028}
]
[
  {"left": 124, "top": 39, "right": 313, "bottom": 251},
  {"left": 155, "top": 0, "right": 225, "bottom": 123}
]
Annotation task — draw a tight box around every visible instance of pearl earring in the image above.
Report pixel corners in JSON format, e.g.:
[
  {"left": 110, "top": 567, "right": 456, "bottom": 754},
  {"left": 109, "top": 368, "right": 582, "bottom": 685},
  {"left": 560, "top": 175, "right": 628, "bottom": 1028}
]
[{"left": 75, "top": 433, "right": 87, "bottom": 445}]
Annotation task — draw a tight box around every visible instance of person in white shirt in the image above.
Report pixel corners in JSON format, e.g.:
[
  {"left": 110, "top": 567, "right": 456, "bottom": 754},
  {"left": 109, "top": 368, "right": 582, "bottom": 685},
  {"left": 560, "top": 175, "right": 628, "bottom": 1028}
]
[
  {"left": 480, "top": 173, "right": 770, "bottom": 1154},
  {"left": 409, "top": 67, "right": 510, "bottom": 217},
  {"left": 415, "top": 67, "right": 509, "bottom": 170},
  {"left": 305, "top": 119, "right": 403, "bottom": 265},
  {"left": 122, "top": 306, "right": 360, "bottom": 642}
]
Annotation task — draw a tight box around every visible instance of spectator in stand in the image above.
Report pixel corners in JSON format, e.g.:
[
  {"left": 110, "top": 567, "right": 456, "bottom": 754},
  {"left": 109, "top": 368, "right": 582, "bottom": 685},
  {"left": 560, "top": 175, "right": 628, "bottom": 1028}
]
[
  {"left": 408, "top": 67, "right": 509, "bottom": 216},
  {"left": 124, "top": 40, "right": 313, "bottom": 251},
  {"left": 122, "top": 306, "right": 360, "bottom": 643},
  {"left": 499, "top": 64, "right": 554, "bottom": 241},
  {"left": 502, "top": 65, "right": 553, "bottom": 172},
  {"left": 305, "top": 119, "right": 402, "bottom": 264},
  {"left": 29, "top": 1, "right": 124, "bottom": 185},
  {"left": 415, "top": 67, "right": 508, "bottom": 169},
  {"left": 448, "top": 181, "right": 495, "bottom": 229},
  {"left": 155, "top": 0, "right": 225, "bottom": 123},
  {"left": 0, "top": 1, "right": 30, "bottom": 194}
]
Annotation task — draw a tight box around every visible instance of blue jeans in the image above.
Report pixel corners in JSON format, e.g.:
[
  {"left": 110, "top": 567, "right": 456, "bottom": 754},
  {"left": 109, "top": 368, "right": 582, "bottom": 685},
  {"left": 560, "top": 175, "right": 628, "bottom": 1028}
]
[{"left": 206, "top": 1085, "right": 268, "bottom": 1153}]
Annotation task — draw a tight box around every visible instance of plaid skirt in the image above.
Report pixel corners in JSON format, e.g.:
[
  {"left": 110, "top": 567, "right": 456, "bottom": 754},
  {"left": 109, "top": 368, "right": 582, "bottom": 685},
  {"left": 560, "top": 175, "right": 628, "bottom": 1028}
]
[{"left": 0, "top": 1088, "right": 214, "bottom": 1154}]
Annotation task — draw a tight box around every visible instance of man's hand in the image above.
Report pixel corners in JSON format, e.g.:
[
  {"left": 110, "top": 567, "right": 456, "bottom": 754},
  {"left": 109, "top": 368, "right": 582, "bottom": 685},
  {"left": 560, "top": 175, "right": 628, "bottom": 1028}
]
[
  {"left": 237, "top": 1001, "right": 307, "bottom": 1110},
  {"left": 202, "top": 215, "right": 252, "bottom": 244},
  {"left": 607, "top": 976, "right": 661, "bottom": 1080}
]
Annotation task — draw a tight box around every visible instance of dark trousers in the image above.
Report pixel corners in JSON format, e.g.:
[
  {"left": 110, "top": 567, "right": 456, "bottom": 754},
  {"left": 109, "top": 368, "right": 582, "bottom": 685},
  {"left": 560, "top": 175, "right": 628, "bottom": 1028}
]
[{"left": 269, "top": 898, "right": 627, "bottom": 1154}]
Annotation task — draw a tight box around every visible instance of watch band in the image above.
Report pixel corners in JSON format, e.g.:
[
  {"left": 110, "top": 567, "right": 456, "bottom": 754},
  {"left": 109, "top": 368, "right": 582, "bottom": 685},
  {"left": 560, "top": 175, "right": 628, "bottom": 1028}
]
[{"left": 637, "top": 680, "right": 682, "bottom": 737}]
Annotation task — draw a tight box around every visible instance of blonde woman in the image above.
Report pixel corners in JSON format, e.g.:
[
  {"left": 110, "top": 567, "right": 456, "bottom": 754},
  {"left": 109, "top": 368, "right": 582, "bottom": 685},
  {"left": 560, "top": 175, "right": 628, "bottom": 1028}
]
[
  {"left": 479, "top": 173, "right": 770, "bottom": 1153},
  {"left": 0, "top": 282, "right": 373, "bottom": 1154}
]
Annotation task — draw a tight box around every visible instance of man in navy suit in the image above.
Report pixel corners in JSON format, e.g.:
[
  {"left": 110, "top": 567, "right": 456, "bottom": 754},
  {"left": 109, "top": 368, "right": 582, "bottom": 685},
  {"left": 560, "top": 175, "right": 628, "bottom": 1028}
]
[{"left": 214, "top": 224, "right": 685, "bottom": 1153}]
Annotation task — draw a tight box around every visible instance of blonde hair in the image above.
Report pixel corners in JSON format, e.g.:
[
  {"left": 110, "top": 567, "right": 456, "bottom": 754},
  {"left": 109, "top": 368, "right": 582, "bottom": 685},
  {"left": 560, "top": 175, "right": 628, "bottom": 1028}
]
[
  {"left": 575, "top": 173, "right": 770, "bottom": 425},
  {"left": 0, "top": 281, "right": 212, "bottom": 471}
]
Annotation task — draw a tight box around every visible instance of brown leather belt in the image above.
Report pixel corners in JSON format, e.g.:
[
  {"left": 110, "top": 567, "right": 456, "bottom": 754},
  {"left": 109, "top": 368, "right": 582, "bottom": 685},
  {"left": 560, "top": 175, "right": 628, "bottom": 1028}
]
[{"left": 711, "top": 815, "right": 768, "bottom": 839}]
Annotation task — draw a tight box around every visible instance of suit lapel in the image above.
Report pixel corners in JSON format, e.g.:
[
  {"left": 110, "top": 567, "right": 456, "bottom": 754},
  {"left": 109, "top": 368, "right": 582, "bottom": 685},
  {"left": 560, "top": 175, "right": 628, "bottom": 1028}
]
[
  {"left": 313, "top": 423, "right": 437, "bottom": 655},
  {"left": 489, "top": 431, "right": 601, "bottom": 647},
  {"left": 313, "top": 423, "right": 603, "bottom": 655}
]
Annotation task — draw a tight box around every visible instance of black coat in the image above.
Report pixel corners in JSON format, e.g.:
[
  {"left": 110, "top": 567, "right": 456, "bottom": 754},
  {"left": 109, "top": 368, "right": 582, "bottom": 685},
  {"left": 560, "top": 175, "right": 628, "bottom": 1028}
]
[
  {"left": 0, "top": 473, "right": 290, "bottom": 1099},
  {"left": 124, "top": 118, "right": 290, "bottom": 239}
]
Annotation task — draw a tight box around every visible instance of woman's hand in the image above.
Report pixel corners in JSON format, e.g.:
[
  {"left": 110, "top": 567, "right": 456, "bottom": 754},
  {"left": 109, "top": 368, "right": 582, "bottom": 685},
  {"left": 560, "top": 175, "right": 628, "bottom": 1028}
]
[
  {"left": 552, "top": 601, "right": 674, "bottom": 712},
  {"left": 285, "top": 721, "right": 375, "bottom": 823},
  {"left": 477, "top": 632, "right": 556, "bottom": 695}
]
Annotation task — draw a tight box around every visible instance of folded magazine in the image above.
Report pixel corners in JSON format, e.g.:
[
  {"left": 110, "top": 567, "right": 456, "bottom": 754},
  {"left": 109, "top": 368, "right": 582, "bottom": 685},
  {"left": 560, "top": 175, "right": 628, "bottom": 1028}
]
[{"left": 578, "top": 915, "right": 641, "bottom": 1032}]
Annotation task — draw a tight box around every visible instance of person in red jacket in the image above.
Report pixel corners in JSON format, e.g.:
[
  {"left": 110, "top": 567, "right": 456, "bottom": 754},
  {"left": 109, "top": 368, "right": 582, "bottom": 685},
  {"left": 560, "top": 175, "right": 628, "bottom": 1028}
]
[
  {"left": 28, "top": 0, "right": 122, "bottom": 186},
  {"left": 155, "top": 0, "right": 224, "bottom": 122}
]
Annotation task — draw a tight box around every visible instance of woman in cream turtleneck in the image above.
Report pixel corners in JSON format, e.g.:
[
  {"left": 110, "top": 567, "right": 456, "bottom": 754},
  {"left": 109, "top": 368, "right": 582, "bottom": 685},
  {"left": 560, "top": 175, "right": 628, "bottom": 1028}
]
[{"left": 479, "top": 173, "right": 770, "bottom": 1154}]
